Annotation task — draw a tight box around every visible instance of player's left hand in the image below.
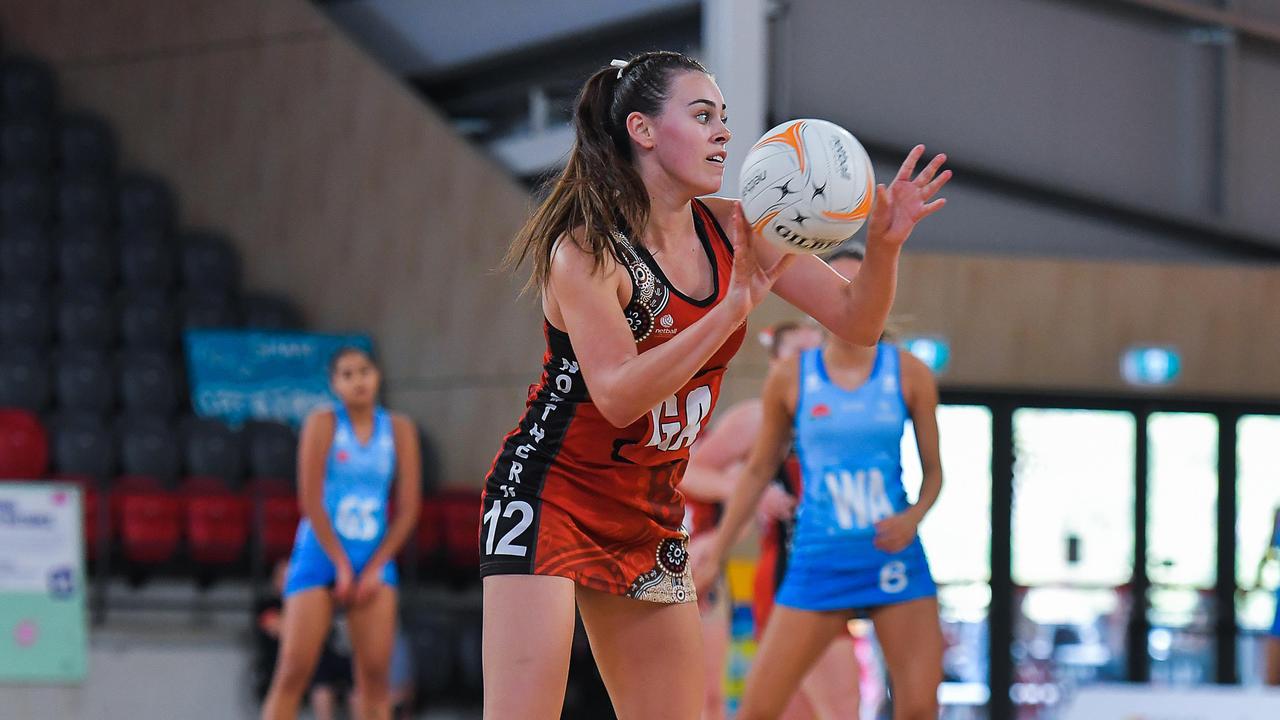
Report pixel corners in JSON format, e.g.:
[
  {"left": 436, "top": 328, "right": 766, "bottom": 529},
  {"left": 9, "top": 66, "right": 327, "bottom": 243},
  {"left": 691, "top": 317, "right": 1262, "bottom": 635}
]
[
  {"left": 873, "top": 510, "right": 922, "bottom": 554},
  {"left": 864, "top": 145, "right": 950, "bottom": 250},
  {"left": 352, "top": 567, "right": 382, "bottom": 607},
  {"left": 690, "top": 532, "right": 724, "bottom": 594}
]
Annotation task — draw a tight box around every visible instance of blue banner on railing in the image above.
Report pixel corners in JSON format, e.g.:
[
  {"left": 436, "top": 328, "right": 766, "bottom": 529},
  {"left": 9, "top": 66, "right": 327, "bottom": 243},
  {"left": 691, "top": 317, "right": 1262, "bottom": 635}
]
[{"left": 184, "top": 330, "right": 374, "bottom": 426}]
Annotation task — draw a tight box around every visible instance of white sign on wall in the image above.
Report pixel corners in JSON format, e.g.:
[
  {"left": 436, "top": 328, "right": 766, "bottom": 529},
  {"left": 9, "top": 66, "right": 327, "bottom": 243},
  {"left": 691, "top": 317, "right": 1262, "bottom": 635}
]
[{"left": 0, "top": 482, "right": 88, "bottom": 683}]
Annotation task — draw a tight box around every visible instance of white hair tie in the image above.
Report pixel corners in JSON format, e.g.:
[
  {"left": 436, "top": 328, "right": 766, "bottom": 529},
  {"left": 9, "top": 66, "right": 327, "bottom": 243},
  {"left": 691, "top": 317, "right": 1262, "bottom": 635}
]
[{"left": 610, "top": 58, "right": 629, "bottom": 79}]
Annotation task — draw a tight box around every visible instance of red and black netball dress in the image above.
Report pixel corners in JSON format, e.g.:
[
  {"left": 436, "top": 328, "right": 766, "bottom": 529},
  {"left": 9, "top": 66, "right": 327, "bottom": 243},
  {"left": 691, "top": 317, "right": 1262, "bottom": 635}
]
[
  {"left": 752, "top": 454, "right": 803, "bottom": 636},
  {"left": 480, "top": 199, "right": 745, "bottom": 603}
]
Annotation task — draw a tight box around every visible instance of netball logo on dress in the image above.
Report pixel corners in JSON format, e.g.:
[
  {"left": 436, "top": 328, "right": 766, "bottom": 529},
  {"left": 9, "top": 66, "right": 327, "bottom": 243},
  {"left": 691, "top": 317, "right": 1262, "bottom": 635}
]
[
  {"left": 626, "top": 533, "right": 694, "bottom": 604},
  {"left": 612, "top": 229, "right": 670, "bottom": 342},
  {"left": 656, "top": 536, "right": 688, "bottom": 576}
]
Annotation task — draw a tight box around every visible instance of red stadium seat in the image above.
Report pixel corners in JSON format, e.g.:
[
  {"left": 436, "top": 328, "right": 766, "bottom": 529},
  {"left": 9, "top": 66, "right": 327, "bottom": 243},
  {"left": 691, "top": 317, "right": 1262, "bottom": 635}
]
[
  {"left": 112, "top": 475, "right": 180, "bottom": 566},
  {"left": 439, "top": 489, "right": 481, "bottom": 571},
  {"left": 0, "top": 408, "right": 48, "bottom": 479},
  {"left": 182, "top": 476, "right": 249, "bottom": 566},
  {"left": 51, "top": 473, "right": 105, "bottom": 560},
  {"left": 414, "top": 494, "right": 446, "bottom": 566},
  {"left": 247, "top": 477, "right": 299, "bottom": 565}
]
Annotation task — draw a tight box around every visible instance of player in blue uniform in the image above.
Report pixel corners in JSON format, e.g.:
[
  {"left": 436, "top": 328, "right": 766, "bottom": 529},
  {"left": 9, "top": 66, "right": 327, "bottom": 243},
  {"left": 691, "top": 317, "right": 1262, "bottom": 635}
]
[
  {"left": 695, "top": 254, "right": 944, "bottom": 720},
  {"left": 262, "top": 347, "right": 421, "bottom": 720}
]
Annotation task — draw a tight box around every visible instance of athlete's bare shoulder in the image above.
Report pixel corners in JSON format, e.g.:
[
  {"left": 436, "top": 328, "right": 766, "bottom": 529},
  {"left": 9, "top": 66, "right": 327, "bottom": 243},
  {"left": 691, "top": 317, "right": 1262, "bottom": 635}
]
[
  {"left": 897, "top": 349, "right": 938, "bottom": 405},
  {"left": 545, "top": 227, "right": 631, "bottom": 322}
]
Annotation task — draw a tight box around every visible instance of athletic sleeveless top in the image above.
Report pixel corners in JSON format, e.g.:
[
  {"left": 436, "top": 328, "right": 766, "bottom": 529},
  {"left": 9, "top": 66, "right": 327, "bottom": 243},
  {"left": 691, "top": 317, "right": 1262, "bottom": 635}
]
[
  {"left": 790, "top": 344, "right": 910, "bottom": 565},
  {"left": 298, "top": 405, "right": 397, "bottom": 561}
]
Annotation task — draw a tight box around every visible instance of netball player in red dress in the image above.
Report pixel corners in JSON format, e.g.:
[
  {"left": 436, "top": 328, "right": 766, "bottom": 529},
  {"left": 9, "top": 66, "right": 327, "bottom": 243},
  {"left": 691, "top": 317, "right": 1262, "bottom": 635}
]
[{"left": 480, "top": 51, "right": 950, "bottom": 719}]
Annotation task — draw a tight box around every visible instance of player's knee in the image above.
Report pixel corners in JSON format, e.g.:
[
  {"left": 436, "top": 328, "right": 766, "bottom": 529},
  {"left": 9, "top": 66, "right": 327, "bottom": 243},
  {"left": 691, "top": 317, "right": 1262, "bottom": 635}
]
[
  {"left": 272, "top": 659, "right": 314, "bottom": 696},
  {"left": 355, "top": 661, "right": 391, "bottom": 697},
  {"left": 891, "top": 689, "right": 938, "bottom": 720}
]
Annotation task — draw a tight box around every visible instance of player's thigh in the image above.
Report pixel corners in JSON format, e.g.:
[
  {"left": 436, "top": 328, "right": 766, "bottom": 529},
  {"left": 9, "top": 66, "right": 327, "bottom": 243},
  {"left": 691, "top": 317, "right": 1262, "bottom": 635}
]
[
  {"left": 737, "top": 606, "right": 850, "bottom": 720},
  {"left": 577, "top": 585, "right": 705, "bottom": 720},
  {"left": 275, "top": 588, "right": 335, "bottom": 686},
  {"left": 800, "top": 634, "right": 860, "bottom": 719},
  {"left": 869, "top": 596, "right": 943, "bottom": 717},
  {"left": 346, "top": 584, "right": 398, "bottom": 679},
  {"left": 482, "top": 574, "right": 577, "bottom": 720}
]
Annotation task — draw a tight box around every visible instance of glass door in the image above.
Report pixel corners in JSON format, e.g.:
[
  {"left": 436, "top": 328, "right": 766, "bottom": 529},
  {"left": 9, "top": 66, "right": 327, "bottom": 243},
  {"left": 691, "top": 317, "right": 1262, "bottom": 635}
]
[
  {"left": 903, "top": 404, "right": 994, "bottom": 719},
  {"left": 1235, "top": 415, "right": 1280, "bottom": 686},
  {"left": 1010, "top": 408, "right": 1136, "bottom": 718},
  {"left": 1145, "top": 412, "right": 1219, "bottom": 685}
]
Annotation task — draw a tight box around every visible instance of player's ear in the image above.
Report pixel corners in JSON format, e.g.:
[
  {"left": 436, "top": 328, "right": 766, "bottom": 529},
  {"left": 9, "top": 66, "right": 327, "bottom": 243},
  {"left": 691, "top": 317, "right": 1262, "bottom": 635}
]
[{"left": 626, "top": 111, "right": 656, "bottom": 150}]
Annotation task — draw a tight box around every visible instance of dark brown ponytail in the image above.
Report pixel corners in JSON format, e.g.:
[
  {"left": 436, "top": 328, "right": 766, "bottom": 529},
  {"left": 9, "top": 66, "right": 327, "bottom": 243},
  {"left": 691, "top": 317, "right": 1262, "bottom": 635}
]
[{"left": 503, "top": 51, "right": 709, "bottom": 293}]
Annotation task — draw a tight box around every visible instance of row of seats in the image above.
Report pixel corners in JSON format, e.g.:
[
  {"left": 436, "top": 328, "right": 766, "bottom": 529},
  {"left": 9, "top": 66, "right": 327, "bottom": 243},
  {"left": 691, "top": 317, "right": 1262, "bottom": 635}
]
[
  {"left": 66, "top": 477, "right": 479, "bottom": 577},
  {"left": 0, "top": 172, "right": 182, "bottom": 231},
  {"left": 0, "top": 409, "right": 296, "bottom": 483},
  {"left": 0, "top": 287, "right": 298, "bottom": 350},
  {"left": 2, "top": 113, "right": 115, "bottom": 175},
  {"left": 0, "top": 225, "right": 236, "bottom": 290},
  {"left": 1, "top": 407, "right": 470, "bottom": 580},
  {"left": 0, "top": 349, "right": 185, "bottom": 416}
]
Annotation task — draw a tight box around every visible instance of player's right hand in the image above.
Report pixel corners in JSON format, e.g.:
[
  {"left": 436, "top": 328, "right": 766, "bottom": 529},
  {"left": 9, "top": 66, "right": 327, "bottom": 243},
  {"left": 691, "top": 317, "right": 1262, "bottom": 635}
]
[
  {"left": 333, "top": 562, "right": 355, "bottom": 606},
  {"left": 725, "top": 201, "right": 796, "bottom": 319},
  {"left": 755, "top": 483, "right": 797, "bottom": 526}
]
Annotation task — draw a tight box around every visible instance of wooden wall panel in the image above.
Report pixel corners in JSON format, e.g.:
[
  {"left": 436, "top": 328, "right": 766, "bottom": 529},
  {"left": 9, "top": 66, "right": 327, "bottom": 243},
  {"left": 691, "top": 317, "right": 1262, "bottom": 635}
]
[{"left": 0, "top": 0, "right": 325, "bottom": 62}]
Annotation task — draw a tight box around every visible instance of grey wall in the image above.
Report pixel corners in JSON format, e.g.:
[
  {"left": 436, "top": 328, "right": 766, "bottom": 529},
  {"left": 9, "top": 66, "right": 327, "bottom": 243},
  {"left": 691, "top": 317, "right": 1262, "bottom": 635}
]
[{"left": 774, "top": 0, "right": 1280, "bottom": 260}]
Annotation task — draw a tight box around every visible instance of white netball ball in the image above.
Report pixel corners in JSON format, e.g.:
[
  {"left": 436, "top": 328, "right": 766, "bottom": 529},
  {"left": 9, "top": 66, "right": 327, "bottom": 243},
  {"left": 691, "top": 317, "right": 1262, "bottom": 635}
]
[{"left": 738, "top": 119, "right": 875, "bottom": 255}]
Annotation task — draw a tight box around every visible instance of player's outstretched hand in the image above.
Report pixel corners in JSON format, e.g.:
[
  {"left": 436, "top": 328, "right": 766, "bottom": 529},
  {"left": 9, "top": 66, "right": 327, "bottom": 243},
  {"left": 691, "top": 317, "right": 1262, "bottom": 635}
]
[{"left": 865, "top": 145, "right": 950, "bottom": 250}]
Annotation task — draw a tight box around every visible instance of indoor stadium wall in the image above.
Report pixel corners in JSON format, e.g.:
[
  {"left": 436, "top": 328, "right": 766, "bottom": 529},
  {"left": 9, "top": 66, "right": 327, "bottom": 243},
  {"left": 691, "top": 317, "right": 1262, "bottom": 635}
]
[{"left": 3, "top": 0, "right": 1278, "bottom": 489}]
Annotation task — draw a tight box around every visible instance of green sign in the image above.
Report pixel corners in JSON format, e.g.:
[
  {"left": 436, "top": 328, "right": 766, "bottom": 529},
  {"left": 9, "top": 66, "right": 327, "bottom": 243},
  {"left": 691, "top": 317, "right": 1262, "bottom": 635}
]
[{"left": 0, "top": 482, "right": 88, "bottom": 683}]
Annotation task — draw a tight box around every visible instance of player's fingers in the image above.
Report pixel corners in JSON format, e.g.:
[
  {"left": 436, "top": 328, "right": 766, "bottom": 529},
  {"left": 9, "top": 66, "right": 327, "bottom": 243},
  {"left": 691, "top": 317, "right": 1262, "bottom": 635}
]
[
  {"left": 894, "top": 144, "right": 925, "bottom": 182},
  {"left": 765, "top": 253, "right": 798, "bottom": 283},
  {"left": 922, "top": 168, "right": 952, "bottom": 199},
  {"left": 918, "top": 198, "right": 948, "bottom": 218},
  {"left": 914, "top": 153, "right": 947, "bottom": 186}
]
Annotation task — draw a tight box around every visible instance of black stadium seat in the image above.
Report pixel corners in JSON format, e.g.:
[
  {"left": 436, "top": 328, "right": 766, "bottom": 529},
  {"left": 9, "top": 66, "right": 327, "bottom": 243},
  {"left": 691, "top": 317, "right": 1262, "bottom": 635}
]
[
  {"left": 1, "top": 171, "right": 52, "bottom": 228},
  {"left": 180, "top": 232, "right": 240, "bottom": 293},
  {"left": 57, "top": 113, "right": 116, "bottom": 177},
  {"left": 119, "top": 227, "right": 174, "bottom": 289},
  {"left": 57, "top": 174, "right": 113, "bottom": 228},
  {"left": 1, "top": 120, "right": 52, "bottom": 171},
  {"left": 240, "top": 293, "right": 302, "bottom": 330},
  {"left": 54, "top": 349, "right": 115, "bottom": 416},
  {"left": 0, "top": 284, "right": 52, "bottom": 346},
  {"left": 0, "top": 57, "right": 56, "bottom": 120},
  {"left": 118, "top": 351, "right": 179, "bottom": 415},
  {"left": 57, "top": 225, "right": 116, "bottom": 288},
  {"left": 117, "top": 414, "right": 181, "bottom": 484},
  {"left": 182, "top": 417, "right": 244, "bottom": 485},
  {"left": 49, "top": 412, "right": 116, "bottom": 478},
  {"left": 0, "top": 348, "right": 50, "bottom": 412},
  {"left": 117, "top": 174, "right": 175, "bottom": 232},
  {"left": 119, "top": 289, "right": 177, "bottom": 351},
  {"left": 244, "top": 420, "right": 297, "bottom": 480},
  {"left": 0, "top": 225, "right": 53, "bottom": 284},
  {"left": 182, "top": 290, "right": 239, "bottom": 329},
  {"left": 57, "top": 287, "right": 116, "bottom": 349}
]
